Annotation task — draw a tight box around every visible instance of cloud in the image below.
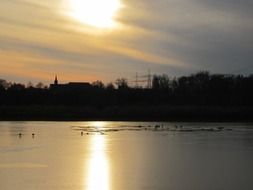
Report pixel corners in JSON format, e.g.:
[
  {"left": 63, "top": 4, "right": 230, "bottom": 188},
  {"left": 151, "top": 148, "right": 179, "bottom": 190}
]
[
  {"left": 119, "top": 0, "right": 253, "bottom": 74},
  {"left": 0, "top": 0, "right": 252, "bottom": 84}
]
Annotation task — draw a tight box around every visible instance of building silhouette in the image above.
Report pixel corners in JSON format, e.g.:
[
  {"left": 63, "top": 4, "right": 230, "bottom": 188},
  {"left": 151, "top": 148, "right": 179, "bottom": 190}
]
[{"left": 50, "top": 75, "right": 91, "bottom": 91}]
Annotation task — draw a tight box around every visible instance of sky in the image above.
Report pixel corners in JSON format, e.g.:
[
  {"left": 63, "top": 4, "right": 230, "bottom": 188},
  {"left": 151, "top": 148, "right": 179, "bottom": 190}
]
[{"left": 0, "top": 0, "right": 253, "bottom": 85}]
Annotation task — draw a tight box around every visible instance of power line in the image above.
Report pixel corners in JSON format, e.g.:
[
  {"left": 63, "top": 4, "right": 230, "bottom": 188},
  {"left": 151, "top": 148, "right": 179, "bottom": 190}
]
[
  {"left": 135, "top": 72, "right": 138, "bottom": 88},
  {"left": 147, "top": 69, "right": 152, "bottom": 89},
  {"left": 130, "top": 70, "right": 153, "bottom": 89}
]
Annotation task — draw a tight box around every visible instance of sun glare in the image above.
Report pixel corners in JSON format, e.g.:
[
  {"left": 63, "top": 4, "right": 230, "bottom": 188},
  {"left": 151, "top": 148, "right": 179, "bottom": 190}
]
[
  {"left": 85, "top": 135, "right": 110, "bottom": 190},
  {"left": 68, "top": 0, "right": 121, "bottom": 28},
  {"left": 88, "top": 121, "right": 107, "bottom": 128}
]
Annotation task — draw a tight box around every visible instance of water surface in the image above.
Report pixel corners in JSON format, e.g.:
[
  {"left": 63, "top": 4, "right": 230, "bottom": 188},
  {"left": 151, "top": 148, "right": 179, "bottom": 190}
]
[{"left": 0, "top": 121, "right": 253, "bottom": 190}]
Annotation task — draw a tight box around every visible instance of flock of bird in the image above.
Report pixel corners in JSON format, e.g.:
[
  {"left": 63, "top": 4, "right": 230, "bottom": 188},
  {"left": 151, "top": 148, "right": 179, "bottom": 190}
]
[
  {"left": 17, "top": 124, "right": 230, "bottom": 138},
  {"left": 18, "top": 133, "right": 35, "bottom": 138}
]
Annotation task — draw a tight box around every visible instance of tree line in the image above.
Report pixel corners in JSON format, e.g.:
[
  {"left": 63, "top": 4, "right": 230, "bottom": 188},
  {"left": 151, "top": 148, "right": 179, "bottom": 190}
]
[{"left": 0, "top": 71, "right": 253, "bottom": 107}]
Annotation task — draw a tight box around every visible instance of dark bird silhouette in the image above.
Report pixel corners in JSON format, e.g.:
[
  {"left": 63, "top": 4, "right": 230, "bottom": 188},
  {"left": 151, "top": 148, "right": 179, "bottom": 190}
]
[{"left": 154, "top": 125, "right": 160, "bottom": 130}]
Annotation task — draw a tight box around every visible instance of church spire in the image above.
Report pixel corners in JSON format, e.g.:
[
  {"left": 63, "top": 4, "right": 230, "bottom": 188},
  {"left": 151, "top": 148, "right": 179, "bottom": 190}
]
[{"left": 54, "top": 75, "right": 58, "bottom": 85}]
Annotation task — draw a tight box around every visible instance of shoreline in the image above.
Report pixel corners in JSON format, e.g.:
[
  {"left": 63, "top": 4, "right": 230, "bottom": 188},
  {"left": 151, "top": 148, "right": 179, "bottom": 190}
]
[{"left": 1, "top": 105, "right": 253, "bottom": 122}]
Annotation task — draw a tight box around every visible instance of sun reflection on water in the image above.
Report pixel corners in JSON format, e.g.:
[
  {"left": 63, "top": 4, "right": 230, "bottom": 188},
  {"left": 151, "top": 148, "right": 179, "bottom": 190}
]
[
  {"left": 91, "top": 121, "right": 107, "bottom": 129},
  {"left": 85, "top": 134, "right": 110, "bottom": 190}
]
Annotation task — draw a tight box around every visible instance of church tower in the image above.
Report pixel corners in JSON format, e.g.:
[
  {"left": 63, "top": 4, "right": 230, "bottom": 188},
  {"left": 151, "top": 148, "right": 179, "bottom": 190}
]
[{"left": 54, "top": 75, "right": 58, "bottom": 85}]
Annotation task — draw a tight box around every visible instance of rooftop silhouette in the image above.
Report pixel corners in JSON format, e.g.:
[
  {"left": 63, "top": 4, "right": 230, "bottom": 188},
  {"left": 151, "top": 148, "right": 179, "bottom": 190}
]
[{"left": 50, "top": 76, "right": 91, "bottom": 91}]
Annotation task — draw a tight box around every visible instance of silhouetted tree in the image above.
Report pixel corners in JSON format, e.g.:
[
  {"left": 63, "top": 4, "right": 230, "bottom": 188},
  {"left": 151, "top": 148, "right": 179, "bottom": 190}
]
[
  {"left": 152, "top": 74, "right": 170, "bottom": 90},
  {"left": 106, "top": 82, "right": 115, "bottom": 90},
  {"left": 92, "top": 80, "right": 105, "bottom": 89},
  {"left": 0, "top": 79, "right": 11, "bottom": 89},
  {"left": 27, "top": 81, "right": 33, "bottom": 88},
  {"left": 36, "top": 82, "right": 46, "bottom": 89},
  {"left": 9, "top": 83, "right": 25, "bottom": 91},
  {"left": 115, "top": 78, "right": 128, "bottom": 89}
]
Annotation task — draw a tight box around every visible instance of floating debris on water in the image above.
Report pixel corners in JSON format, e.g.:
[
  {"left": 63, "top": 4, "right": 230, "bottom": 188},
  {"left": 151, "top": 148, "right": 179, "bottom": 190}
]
[{"left": 71, "top": 124, "right": 233, "bottom": 134}]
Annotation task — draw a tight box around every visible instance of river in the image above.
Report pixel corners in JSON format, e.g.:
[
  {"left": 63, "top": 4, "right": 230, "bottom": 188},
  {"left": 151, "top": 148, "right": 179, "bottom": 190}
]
[{"left": 0, "top": 121, "right": 253, "bottom": 190}]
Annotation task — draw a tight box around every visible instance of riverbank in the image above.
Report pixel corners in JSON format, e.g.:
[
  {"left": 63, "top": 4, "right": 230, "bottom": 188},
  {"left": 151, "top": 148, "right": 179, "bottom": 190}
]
[{"left": 0, "top": 105, "right": 253, "bottom": 122}]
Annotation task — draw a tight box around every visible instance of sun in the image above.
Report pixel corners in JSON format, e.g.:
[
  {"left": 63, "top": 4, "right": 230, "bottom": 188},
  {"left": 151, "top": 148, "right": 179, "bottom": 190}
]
[{"left": 67, "top": 0, "right": 121, "bottom": 28}]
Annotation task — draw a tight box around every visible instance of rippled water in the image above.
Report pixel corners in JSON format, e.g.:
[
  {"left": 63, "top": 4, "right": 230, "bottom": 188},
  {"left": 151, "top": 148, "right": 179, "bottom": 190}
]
[{"left": 0, "top": 121, "right": 253, "bottom": 190}]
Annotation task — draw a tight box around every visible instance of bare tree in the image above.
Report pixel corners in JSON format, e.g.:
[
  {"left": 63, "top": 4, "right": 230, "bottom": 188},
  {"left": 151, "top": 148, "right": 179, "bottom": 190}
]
[{"left": 115, "top": 78, "right": 128, "bottom": 89}]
